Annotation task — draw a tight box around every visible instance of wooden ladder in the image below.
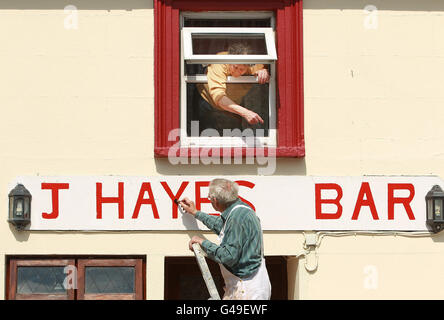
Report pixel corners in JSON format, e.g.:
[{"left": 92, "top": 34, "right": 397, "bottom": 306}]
[{"left": 192, "top": 243, "right": 221, "bottom": 300}]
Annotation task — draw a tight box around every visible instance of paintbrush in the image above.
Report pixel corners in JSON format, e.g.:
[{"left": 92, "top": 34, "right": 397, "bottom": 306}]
[{"left": 174, "top": 199, "right": 186, "bottom": 215}]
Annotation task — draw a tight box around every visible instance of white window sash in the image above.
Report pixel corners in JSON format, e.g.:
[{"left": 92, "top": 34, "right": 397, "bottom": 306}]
[
  {"left": 180, "top": 15, "right": 277, "bottom": 148},
  {"left": 181, "top": 135, "right": 274, "bottom": 149},
  {"left": 185, "top": 75, "right": 260, "bottom": 84},
  {"left": 182, "top": 27, "right": 277, "bottom": 64}
]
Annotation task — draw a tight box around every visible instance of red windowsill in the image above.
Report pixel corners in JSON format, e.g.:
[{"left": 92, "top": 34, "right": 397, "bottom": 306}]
[{"left": 154, "top": 146, "right": 305, "bottom": 158}]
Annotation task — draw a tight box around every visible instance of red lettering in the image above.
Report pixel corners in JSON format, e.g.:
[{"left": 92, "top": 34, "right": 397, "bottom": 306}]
[
  {"left": 160, "top": 181, "right": 189, "bottom": 219},
  {"left": 195, "top": 181, "right": 210, "bottom": 210},
  {"left": 132, "top": 182, "right": 159, "bottom": 219},
  {"left": 352, "top": 182, "right": 379, "bottom": 220},
  {"left": 388, "top": 183, "right": 415, "bottom": 220},
  {"left": 96, "top": 182, "right": 124, "bottom": 219},
  {"left": 235, "top": 180, "right": 256, "bottom": 211},
  {"left": 315, "top": 183, "right": 343, "bottom": 219},
  {"left": 195, "top": 181, "right": 218, "bottom": 216},
  {"left": 41, "top": 183, "right": 70, "bottom": 219}
]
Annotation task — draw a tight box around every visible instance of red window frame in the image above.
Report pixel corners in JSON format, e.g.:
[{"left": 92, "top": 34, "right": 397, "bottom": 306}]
[{"left": 154, "top": 0, "right": 304, "bottom": 158}]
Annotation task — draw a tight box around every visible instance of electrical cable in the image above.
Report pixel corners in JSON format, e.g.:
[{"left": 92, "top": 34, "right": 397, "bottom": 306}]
[{"left": 315, "top": 230, "right": 437, "bottom": 248}]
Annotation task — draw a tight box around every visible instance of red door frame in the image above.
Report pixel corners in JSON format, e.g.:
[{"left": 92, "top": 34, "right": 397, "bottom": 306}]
[{"left": 154, "top": 0, "right": 304, "bottom": 158}]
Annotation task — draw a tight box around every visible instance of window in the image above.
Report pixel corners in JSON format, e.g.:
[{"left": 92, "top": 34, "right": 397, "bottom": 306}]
[
  {"left": 7, "top": 257, "right": 145, "bottom": 300},
  {"left": 181, "top": 13, "right": 277, "bottom": 148},
  {"left": 154, "top": 0, "right": 304, "bottom": 158}
]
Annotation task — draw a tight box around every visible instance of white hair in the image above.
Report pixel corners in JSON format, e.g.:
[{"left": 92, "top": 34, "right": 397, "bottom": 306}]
[{"left": 208, "top": 179, "right": 239, "bottom": 206}]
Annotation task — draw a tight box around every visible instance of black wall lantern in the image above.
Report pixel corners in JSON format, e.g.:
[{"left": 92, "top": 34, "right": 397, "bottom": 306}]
[
  {"left": 8, "top": 184, "right": 31, "bottom": 231},
  {"left": 426, "top": 185, "right": 444, "bottom": 233}
]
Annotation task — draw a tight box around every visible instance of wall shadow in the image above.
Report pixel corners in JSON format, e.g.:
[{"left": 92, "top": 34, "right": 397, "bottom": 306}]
[
  {"left": 155, "top": 157, "right": 307, "bottom": 176},
  {"left": 0, "top": 0, "right": 153, "bottom": 10},
  {"left": 1, "top": 0, "right": 443, "bottom": 11},
  {"left": 304, "top": 0, "right": 444, "bottom": 11},
  {"left": 430, "top": 230, "right": 444, "bottom": 243},
  {"left": 9, "top": 224, "right": 31, "bottom": 242}
]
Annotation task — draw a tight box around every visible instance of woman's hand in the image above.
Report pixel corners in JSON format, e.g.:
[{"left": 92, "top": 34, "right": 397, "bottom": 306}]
[
  {"left": 255, "top": 69, "right": 270, "bottom": 84},
  {"left": 242, "top": 109, "right": 264, "bottom": 125}
]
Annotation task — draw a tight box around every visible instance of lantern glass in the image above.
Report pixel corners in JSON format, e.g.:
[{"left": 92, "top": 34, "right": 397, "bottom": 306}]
[
  {"left": 24, "top": 197, "right": 30, "bottom": 219},
  {"left": 8, "top": 196, "right": 14, "bottom": 220},
  {"left": 15, "top": 198, "right": 24, "bottom": 217},
  {"left": 427, "top": 198, "right": 433, "bottom": 220},
  {"left": 435, "top": 199, "right": 443, "bottom": 220}
]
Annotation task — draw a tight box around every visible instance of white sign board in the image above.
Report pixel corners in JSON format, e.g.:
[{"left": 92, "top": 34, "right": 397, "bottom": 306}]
[{"left": 7, "top": 175, "right": 442, "bottom": 231}]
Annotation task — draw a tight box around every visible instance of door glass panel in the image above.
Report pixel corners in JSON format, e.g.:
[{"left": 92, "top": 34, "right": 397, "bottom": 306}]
[
  {"left": 17, "top": 266, "right": 66, "bottom": 294},
  {"left": 85, "top": 267, "right": 135, "bottom": 294}
]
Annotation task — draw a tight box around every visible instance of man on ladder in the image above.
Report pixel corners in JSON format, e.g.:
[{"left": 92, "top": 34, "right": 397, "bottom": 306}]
[{"left": 179, "top": 178, "right": 271, "bottom": 300}]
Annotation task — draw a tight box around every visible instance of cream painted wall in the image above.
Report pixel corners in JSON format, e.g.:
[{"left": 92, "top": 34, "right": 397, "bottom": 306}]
[
  {"left": 304, "top": 1, "right": 444, "bottom": 176},
  {"left": 300, "top": 1, "right": 444, "bottom": 299},
  {"left": 0, "top": 0, "right": 444, "bottom": 300}
]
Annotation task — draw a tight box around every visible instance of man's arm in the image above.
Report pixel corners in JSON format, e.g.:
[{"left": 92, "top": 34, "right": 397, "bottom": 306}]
[
  {"left": 195, "top": 211, "right": 223, "bottom": 235},
  {"left": 179, "top": 198, "right": 223, "bottom": 235}
]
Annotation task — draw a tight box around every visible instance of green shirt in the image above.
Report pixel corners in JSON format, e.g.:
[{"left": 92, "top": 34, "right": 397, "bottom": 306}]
[{"left": 195, "top": 199, "right": 263, "bottom": 278}]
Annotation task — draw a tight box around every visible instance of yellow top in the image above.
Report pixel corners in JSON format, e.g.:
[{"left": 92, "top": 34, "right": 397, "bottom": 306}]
[{"left": 197, "top": 53, "right": 264, "bottom": 110}]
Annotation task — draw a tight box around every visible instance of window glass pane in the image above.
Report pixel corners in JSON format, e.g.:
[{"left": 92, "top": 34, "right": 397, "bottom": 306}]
[
  {"left": 185, "top": 63, "right": 208, "bottom": 76},
  {"left": 186, "top": 82, "right": 269, "bottom": 137},
  {"left": 192, "top": 33, "right": 267, "bottom": 55},
  {"left": 85, "top": 267, "right": 135, "bottom": 294},
  {"left": 17, "top": 266, "right": 66, "bottom": 294},
  {"left": 184, "top": 18, "right": 271, "bottom": 28}
]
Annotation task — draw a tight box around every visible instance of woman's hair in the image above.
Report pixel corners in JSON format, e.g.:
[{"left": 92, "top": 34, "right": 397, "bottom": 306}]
[
  {"left": 228, "top": 42, "right": 251, "bottom": 55},
  {"left": 208, "top": 179, "right": 239, "bottom": 206}
]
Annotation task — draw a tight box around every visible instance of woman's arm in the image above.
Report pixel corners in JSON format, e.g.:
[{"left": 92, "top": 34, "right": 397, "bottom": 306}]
[{"left": 217, "top": 95, "right": 264, "bottom": 125}]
